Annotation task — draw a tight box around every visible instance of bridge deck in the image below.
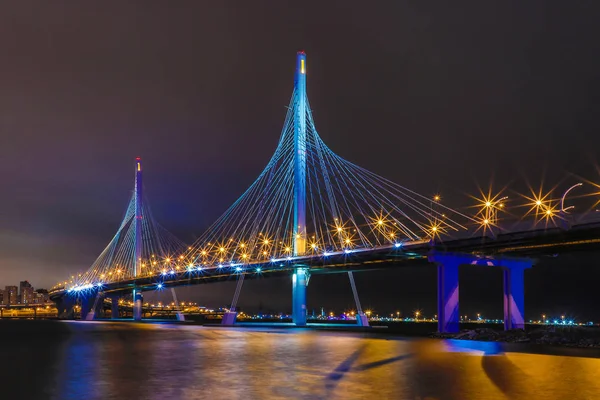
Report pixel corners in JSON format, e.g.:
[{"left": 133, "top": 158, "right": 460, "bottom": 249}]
[{"left": 50, "top": 221, "right": 600, "bottom": 300}]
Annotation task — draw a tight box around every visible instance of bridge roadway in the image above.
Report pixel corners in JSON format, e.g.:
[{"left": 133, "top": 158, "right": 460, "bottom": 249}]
[{"left": 50, "top": 220, "right": 600, "bottom": 299}]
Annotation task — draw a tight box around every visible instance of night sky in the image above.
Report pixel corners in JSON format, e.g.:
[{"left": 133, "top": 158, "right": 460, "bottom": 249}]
[{"left": 1, "top": 2, "right": 600, "bottom": 319}]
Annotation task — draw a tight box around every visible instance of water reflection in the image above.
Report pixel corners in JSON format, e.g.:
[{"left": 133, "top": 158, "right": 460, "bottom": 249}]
[
  {"left": 2, "top": 321, "right": 600, "bottom": 399},
  {"left": 444, "top": 339, "right": 503, "bottom": 355}
]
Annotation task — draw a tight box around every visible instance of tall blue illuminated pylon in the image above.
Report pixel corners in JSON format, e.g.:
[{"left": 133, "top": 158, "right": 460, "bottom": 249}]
[
  {"left": 185, "top": 51, "right": 476, "bottom": 327},
  {"left": 293, "top": 51, "right": 307, "bottom": 256},
  {"left": 133, "top": 157, "right": 143, "bottom": 321},
  {"left": 292, "top": 51, "right": 309, "bottom": 326}
]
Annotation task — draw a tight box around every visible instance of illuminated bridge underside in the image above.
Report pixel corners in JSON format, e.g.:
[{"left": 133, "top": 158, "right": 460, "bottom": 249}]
[{"left": 50, "top": 222, "right": 600, "bottom": 299}]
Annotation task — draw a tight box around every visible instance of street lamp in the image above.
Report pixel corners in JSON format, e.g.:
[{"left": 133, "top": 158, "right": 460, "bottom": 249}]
[
  {"left": 487, "top": 196, "right": 508, "bottom": 225},
  {"left": 561, "top": 183, "right": 582, "bottom": 214},
  {"left": 477, "top": 195, "right": 508, "bottom": 237}
]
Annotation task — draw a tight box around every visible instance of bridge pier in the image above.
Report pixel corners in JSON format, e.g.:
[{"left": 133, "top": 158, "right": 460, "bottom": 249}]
[
  {"left": 56, "top": 296, "right": 76, "bottom": 319},
  {"left": 80, "top": 294, "right": 96, "bottom": 320},
  {"left": 348, "top": 272, "right": 369, "bottom": 327},
  {"left": 111, "top": 296, "right": 120, "bottom": 319},
  {"left": 292, "top": 267, "right": 309, "bottom": 326},
  {"left": 429, "top": 252, "right": 532, "bottom": 333},
  {"left": 84, "top": 292, "right": 105, "bottom": 320},
  {"left": 222, "top": 274, "right": 245, "bottom": 325},
  {"left": 222, "top": 311, "right": 237, "bottom": 325},
  {"left": 133, "top": 289, "right": 143, "bottom": 321},
  {"left": 435, "top": 258, "right": 460, "bottom": 333},
  {"left": 504, "top": 265, "right": 526, "bottom": 330}
]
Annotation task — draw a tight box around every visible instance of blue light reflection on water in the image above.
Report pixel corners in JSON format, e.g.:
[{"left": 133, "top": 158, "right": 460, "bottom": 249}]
[
  {"left": 443, "top": 339, "right": 503, "bottom": 355},
  {"left": 54, "top": 338, "right": 105, "bottom": 399}
]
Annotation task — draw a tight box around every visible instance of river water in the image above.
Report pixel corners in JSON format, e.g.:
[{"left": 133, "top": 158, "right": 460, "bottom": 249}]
[{"left": 2, "top": 320, "right": 600, "bottom": 399}]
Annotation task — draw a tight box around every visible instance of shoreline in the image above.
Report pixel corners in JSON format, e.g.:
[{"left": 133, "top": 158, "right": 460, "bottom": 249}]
[{"left": 3, "top": 319, "right": 600, "bottom": 357}]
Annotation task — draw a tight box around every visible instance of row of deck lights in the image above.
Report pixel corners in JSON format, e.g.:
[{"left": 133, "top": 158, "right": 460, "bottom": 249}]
[
  {"left": 62, "top": 239, "right": 408, "bottom": 288},
  {"left": 55, "top": 213, "right": 445, "bottom": 289},
  {"left": 57, "top": 184, "right": 589, "bottom": 291},
  {"left": 60, "top": 242, "right": 410, "bottom": 292}
]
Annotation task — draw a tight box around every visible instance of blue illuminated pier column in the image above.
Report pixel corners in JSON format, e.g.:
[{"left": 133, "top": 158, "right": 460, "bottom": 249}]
[
  {"left": 133, "top": 157, "right": 143, "bottom": 321},
  {"left": 292, "top": 268, "right": 309, "bottom": 325},
  {"left": 503, "top": 263, "right": 528, "bottom": 330},
  {"left": 133, "top": 289, "right": 143, "bottom": 320},
  {"left": 435, "top": 259, "right": 460, "bottom": 333},
  {"left": 292, "top": 52, "right": 309, "bottom": 326},
  {"left": 430, "top": 252, "right": 532, "bottom": 332}
]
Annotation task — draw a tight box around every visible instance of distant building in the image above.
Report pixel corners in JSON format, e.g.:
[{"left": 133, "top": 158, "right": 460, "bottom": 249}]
[
  {"left": 35, "top": 288, "right": 50, "bottom": 304},
  {"left": 0, "top": 284, "right": 49, "bottom": 305},
  {"left": 34, "top": 291, "right": 49, "bottom": 304},
  {"left": 19, "top": 281, "right": 34, "bottom": 304},
  {"left": 4, "top": 286, "right": 18, "bottom": 305}
]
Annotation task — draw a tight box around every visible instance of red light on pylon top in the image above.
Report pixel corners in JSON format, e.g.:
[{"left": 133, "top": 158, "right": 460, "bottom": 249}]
[
  {"left": 135, "top": 157, "right": 141, "bottom": 161},
  {"left": 297, "top": 50, "right": 306, "bottom": 55}
]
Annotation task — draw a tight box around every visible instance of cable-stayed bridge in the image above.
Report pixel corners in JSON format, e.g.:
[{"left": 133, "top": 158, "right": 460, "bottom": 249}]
[{"left": 50, "top": 52, "right": 600, "bottom": 332}]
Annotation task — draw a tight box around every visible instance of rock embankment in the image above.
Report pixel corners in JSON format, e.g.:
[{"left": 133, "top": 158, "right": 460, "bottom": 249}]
[{"left": 431, "top": 326, "right": 600, "bottom": 348}]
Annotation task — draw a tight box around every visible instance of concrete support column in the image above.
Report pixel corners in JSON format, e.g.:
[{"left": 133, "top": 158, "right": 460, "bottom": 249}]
[
  {"left": 57, "top": 297, "right": 75, "bottom": 319},
  {"left": 55, "top": 298, "right": 65, "bottom": 317},
  {"left": 222, "top": 311, "right": 237, "bottom": 325},
  {"left": 80, "top": 295, "right": 95, "bottom": 320},
  {"left": 437, "top": 261, "right": 460, "bottom": 333},
  {"left": 133, "top": 289, "right": 143, "bottom": 321},
  {"left": 356, "top": 313, "right": 369, "bottom": 327},
  {"left": 348, "top": 271, "right": 369, "bottom": 327},
  {"left": 292, "top": 268, "right": 309, "bottom": 326},
  {"left": 111, "top": 296, "right": 119, "bottom": 319},
  {"left": 85, "top": 293, "right": 104, "bottom": 320},
  {"left": 504, "top": 265, "right": 526, "bottom": 330},
  {"left": 222, "top": 274, "right": 244, "bottom": 325}
]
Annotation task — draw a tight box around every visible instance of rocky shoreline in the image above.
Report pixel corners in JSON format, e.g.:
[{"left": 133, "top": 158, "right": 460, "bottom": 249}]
[{"left": 431, "top": 326, "right": 600, "bottom": 348}]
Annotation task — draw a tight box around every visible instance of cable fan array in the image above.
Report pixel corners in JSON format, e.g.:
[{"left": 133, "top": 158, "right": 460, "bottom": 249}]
[
  {"left": 53, "top": 53, "right": 480, "bottom": 292},
  {"left": 54, "top": 192, "right": 189, "bottom": 291},
  {"left": 182, "top": 85, "right": 476, "bottom": 267}
]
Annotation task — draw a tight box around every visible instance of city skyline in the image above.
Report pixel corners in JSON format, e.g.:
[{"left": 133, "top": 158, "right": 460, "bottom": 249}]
[{"left": 0, "top": 280, "right": 49, "bottom": 305}]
